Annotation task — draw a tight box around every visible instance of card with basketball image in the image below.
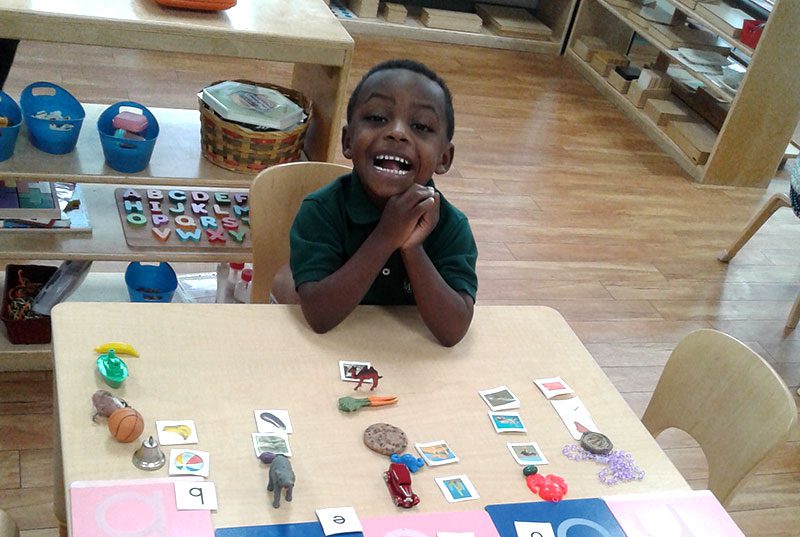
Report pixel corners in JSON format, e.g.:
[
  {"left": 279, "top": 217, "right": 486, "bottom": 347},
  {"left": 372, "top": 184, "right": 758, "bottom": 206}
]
[
  {"left": 507, "top": 441, "right": 549, "bottom": 465},
  {"left": 478, "top": 385, "right": 521, "bottom": 411},
  {"left": 156, "top": 419, "right": 199, "bottom": 445},
  {"left": 533, "top": 377, "right": 574, "bottom": 399},
  {"left": 169, "top": 448, "right": 210, "bottom": 477},
  {"left": 415, "top": 440, "right": 459, "bottom": 466}
]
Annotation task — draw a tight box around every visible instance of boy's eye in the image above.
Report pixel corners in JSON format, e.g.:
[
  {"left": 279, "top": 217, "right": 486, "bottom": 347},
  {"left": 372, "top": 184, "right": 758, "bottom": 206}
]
[
  {"left": 412, "top": 122, "right": 433, "bottom": 133},
  {"left": 365, "top": 114, "right": 386, "bottom": 123}
]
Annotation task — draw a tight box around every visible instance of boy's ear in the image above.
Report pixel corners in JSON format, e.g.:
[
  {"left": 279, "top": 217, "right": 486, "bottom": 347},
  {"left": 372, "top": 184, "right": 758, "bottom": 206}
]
[
  {"left": 435, "top": 142, "right": 455, "bottom": 175},
  {"left": 341, "top": 125, "right": 353, "bottom": 160}
]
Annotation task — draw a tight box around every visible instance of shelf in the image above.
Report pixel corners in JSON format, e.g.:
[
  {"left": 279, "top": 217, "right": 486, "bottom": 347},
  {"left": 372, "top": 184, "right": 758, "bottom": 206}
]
[
  {"left": 662, "top": 0, "right": 756, "bottom": 56},
  {"left": 566, "top": 48, "right": 705, "bottom": 181},
  {"left": 0, "top": 184, "right": 253, "bottom": 263},
  {"left": 0, "top": 272, "right": 129, "bottom": 371},
  {"left": 597, "top": 0, "right": 736, "bottom": 102},
  {"left": 0, "top": 105, "right": 266, "bottom": 189},
  {"left": 338, "top": 12, "right": 561, "bottom": 53}
]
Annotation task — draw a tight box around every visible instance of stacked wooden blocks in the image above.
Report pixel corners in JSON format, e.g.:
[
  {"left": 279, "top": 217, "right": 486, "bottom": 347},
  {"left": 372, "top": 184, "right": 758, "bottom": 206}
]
[
  {"left": 608, "top": 66, "right": 642, "bottom": 94},
  {"left": 589, "top": 50, "right": 629, "bottom": 77},
  {"left": 573, "top": 36, "right": 608, "bottom": 62},
  {"left": 381, "top": 2, "right": 407, "bottom": 24},
  {"left": 475, "top": 3, "right": 552, "bottom": 39},
  {"left": 625, "top": 68, "right": 672, "bottom": 108},
  {"left": 348, "top": 0, "right": 379, "bottom": 18},
  {"left": 420, "top": 7, "right": 484, "bottom": 33}
]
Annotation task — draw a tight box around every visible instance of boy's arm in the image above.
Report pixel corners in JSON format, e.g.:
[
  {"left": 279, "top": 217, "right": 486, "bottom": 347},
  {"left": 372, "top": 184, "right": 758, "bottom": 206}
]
[
  {"left": 298, "top": 186, "right": 437, "bottom": 333},
  {"left": 401, "top": 245, "right": 474, "bottom": 347}
]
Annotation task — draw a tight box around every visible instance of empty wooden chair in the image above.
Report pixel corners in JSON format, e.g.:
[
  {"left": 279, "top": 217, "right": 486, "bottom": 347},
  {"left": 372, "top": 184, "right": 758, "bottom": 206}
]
[
  {"left": 642, "top": 329, "right": 797, "bottom": 507},
  {"left": 0, "top": 509, "right": 19, "bottom": 537},
  {"left": 249, "top": 161, "right": 351, "bottom": 304},
  {"left": 718, "top": 160, "right": 800, "bottom": 329}
]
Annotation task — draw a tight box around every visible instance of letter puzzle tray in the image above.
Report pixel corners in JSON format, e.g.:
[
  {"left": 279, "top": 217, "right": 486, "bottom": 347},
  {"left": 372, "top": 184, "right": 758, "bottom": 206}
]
[{"left": 115, "top": 187, "right": 252, "bottom": 250}]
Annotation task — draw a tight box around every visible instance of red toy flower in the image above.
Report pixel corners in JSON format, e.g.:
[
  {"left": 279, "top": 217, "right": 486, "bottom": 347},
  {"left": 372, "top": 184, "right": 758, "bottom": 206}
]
[{"left": 526, "top": 473, "right": 568, "bottom": 502}]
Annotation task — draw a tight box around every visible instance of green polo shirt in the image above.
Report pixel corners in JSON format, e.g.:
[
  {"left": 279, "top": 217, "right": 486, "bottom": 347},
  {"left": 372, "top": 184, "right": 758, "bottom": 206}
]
[{"left": 290, "top": 172, "right": 478, "bottom": 305}]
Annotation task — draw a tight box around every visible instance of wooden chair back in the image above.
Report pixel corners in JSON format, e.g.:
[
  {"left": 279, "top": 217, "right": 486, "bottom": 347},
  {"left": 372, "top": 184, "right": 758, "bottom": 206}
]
[
  {"left": 642, "top": 329, "right": 797, "bottom": 506},
  {"left": 0, "top": 509, "right": 19, "bottom": 537},
  {"left": 249, "top": 161, "right": 351, "bottom": 303}
]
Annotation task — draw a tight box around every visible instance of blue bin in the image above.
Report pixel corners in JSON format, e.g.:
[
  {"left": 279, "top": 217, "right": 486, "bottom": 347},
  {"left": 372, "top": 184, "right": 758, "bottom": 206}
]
[
  {"left": 124, "top": 262, "right": 177, "bottom": 303},
  {"left": 0, "top": 91, "right": 22, "bottom": 162},
  {"left": 98, "top": 102, "right": 159, "bottom": 173},
  {"left": 19, "top": 82, "right": 85, "bottom": 154}
]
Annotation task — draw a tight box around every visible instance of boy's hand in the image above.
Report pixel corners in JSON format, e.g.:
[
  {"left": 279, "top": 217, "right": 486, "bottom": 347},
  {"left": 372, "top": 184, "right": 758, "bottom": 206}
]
[
  {"left": 401, "top": 191, "right": 440, "bottom": 251},
  {"left": 375, "top": 185, "right": 437, "bottom": 249}
]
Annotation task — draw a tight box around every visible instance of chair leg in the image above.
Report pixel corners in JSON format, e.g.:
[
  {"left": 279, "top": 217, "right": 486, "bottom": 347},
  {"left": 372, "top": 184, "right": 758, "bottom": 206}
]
[
  {"left": 718, "top": 193, "right": 792, "bottom": 262},
  {"left": 787, "top": 290, "right": 800, "bottom": 330}
]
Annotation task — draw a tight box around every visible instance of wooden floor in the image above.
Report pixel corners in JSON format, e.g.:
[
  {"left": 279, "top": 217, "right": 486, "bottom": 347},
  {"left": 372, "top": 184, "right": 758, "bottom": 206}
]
[{"left": 1, "top": 35, "right": 799, "bottom": 536}]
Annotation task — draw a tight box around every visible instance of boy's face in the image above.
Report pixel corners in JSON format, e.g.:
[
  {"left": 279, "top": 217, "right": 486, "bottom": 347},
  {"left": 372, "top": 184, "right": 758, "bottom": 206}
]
[{"left": 342, "top": 69, "right": 454, "bottom": 206}]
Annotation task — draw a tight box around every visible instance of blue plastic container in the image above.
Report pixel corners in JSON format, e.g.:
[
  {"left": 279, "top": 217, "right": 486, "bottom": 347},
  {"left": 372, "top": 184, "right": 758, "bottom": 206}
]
[
  {"left": 19, "top": 82, "right": 85, "bottom": 154},
  {"left": 98, "top": 101, "right": 159, "bottom": 173},
  {"left": 124, "top": 262, "right": 177, "bottom": 303},
  {"left": 0, "top": 91, "right": 22, "bottom": 162}
]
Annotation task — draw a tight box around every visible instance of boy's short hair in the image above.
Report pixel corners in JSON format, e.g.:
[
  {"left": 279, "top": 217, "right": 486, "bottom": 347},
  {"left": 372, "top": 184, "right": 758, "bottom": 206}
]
[{"left": 346, "top": 59, "right": 455, "bottom": 141}]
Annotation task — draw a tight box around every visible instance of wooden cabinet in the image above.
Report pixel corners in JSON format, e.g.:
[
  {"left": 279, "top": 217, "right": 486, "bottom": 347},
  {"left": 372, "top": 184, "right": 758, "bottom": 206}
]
[
  {"left": 333, "top": 0, "right": 579, "bottom": 54},
  {"left": 566, "top": 0, "right": 800, "bottom": 187}
]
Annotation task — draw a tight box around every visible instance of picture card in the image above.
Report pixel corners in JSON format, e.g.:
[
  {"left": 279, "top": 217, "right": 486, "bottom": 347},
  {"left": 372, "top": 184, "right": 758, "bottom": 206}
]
[
  {"left": 488, "top": 411, "right": 527, "bottom": 433},
  {"left": 339, "top": 360, "right": 373, "bottom": 383},
  {"left": 316, "top": 506, "right": 363, "bottom": 535},
  {"left": 435, "top": 475, "right": 480, "bottom": 503},
  {"left": 550, "top": 396, "right": 600, "bottom": 440},
  {"left": 169, "top": 449, "right": 210, "bottom": 477},
  {"left": 252, "top": 431, "right": 292, "bottom": 458},
  {"left": 254, "top": 409, "right": 293, "bottom": 434},
  {"left": 174, "top": 480, "right": 218, "bottom": 510},
  {"left": 478, "top": 385, "right": 521, "bottom": 411},
  {"left": 416, "top": 440, "right": 459, "bottom": 466},
  {"left": 507, "top": 442, "right": 549, "bottom": 465},
  {"left": 533, "top": 377, "right": 574, "bottom": 399},
  {"left": 514, "top": 522, "right": 555, "bottom": 537},
  {"left": 156, "top": 420, "right": 198, "bottom": 445}
]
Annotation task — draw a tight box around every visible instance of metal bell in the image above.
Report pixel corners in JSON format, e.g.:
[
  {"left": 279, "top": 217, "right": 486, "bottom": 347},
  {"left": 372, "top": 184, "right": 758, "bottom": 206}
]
[{"left": 132, "top": 435, "right": 166, "bottom": 471}]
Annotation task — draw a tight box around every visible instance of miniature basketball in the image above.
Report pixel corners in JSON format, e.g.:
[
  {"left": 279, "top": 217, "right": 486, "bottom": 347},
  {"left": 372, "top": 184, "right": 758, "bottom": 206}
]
[{"left": 108, "top": 407, "right": 144, "bottom": 443}]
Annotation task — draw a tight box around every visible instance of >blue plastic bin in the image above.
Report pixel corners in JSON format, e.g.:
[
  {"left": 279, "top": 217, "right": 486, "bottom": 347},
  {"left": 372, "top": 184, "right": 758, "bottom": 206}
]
[
  {"left": 0, "top": 91, "right": 22, "bottom": 162},
  {"left": 19, "top": 82, "right": 85, "bottom": 154},
  {"left": 98, "top": 102, "right": 159, "bottom": 173},
  {"left": 124, "top": 262, "right": 177, "bottom": 303}
]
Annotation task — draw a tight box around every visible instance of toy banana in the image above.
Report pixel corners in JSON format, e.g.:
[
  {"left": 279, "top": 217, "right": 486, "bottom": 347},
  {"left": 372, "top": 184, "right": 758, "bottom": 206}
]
[
  {"left": 162, "top": 424, "right": 193, "bottom": 439},
  {"left": 94, "top": 342, "right": 139, "bottom": 357}
]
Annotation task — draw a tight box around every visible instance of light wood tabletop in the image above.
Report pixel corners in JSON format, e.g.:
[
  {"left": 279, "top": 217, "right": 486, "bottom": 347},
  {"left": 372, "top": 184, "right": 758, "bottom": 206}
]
[
  {"left": 51, "top": 304, "right": 689, "bottom": 529},
  {"left": 0, "top": 0, "right": 354, "bottom": 162}
]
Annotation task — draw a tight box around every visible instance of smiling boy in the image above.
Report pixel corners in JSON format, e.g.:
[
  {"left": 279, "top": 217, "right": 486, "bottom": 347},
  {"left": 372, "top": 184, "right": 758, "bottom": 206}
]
[{"left": 289, "top": 59, "right": 478, "bottom": 346}]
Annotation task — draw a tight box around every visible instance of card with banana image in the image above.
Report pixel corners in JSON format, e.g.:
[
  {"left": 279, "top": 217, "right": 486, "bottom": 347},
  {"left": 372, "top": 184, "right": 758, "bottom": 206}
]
[{"left": 156, "top": 419, "right": 199, "bottom": 445}]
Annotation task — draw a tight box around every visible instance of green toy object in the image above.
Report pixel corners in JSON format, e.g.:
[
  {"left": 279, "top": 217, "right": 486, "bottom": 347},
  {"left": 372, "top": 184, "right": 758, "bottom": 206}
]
[
  {"left": 97, "top": 348, "right": 129, "bottom": 388},
  {"left": 337, "top": 395, "right": 397, "bottom": 412}
]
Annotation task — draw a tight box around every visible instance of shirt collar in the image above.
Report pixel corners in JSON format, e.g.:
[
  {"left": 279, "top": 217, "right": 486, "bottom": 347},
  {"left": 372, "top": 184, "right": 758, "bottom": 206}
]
[{"left": 344, "top": 170, "right": 437, "bottom": 225}]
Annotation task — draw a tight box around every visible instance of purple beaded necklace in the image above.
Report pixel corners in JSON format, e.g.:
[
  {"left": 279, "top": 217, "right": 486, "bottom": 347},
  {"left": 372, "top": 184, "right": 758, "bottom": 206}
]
[{"left": 562, "top": 444, "right": 645, "bottom": 485}]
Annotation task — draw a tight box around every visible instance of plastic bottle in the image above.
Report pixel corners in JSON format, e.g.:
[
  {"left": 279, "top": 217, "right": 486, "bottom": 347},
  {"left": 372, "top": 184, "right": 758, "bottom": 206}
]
[
  {"left": 228, "top": 262, "right": 245, "bottom": 287},
  {"left": 215, "top": 263, "right": 232, "bottom": 303},
  {"left": 234, "top": 268, "right": 253, "bottom": 303}
]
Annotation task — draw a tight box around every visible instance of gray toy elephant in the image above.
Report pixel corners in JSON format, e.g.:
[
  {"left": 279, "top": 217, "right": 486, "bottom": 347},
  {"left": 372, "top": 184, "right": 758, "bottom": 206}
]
[{"left": 267, "top": 454, "right": 295, "bottom": 508}]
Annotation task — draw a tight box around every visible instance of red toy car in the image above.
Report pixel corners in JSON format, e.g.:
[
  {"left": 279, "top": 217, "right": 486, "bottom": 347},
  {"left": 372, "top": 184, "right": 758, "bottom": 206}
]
[{"left": 384, "top": 462, "right": 420, "bottom": 508}]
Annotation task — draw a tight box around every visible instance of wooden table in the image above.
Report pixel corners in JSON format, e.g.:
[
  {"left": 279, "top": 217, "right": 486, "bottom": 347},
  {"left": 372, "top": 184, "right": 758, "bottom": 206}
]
[
  {"left": 51, "top": 304, "right": 689, "bottom": 530},
  {"left": 0, "top": 0, "right": 353, "bottom": 163}
]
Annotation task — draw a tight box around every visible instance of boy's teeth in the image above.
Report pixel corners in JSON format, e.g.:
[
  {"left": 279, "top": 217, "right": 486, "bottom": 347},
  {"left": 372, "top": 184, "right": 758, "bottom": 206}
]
[{"left": 374, "top": 154, "right": 411, "bottom": 174}]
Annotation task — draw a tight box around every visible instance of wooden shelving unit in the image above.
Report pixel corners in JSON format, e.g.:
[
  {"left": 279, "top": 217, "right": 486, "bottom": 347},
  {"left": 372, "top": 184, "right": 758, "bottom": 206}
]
[
  {"left": 333, "top": 0, "right": 579, "bottom": 54},
  {"left": 567, "top": 0, "right": 800, "bottom": 187},
  {"left": 0, "top": 0, "right": 354, "bottom": 370}
]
